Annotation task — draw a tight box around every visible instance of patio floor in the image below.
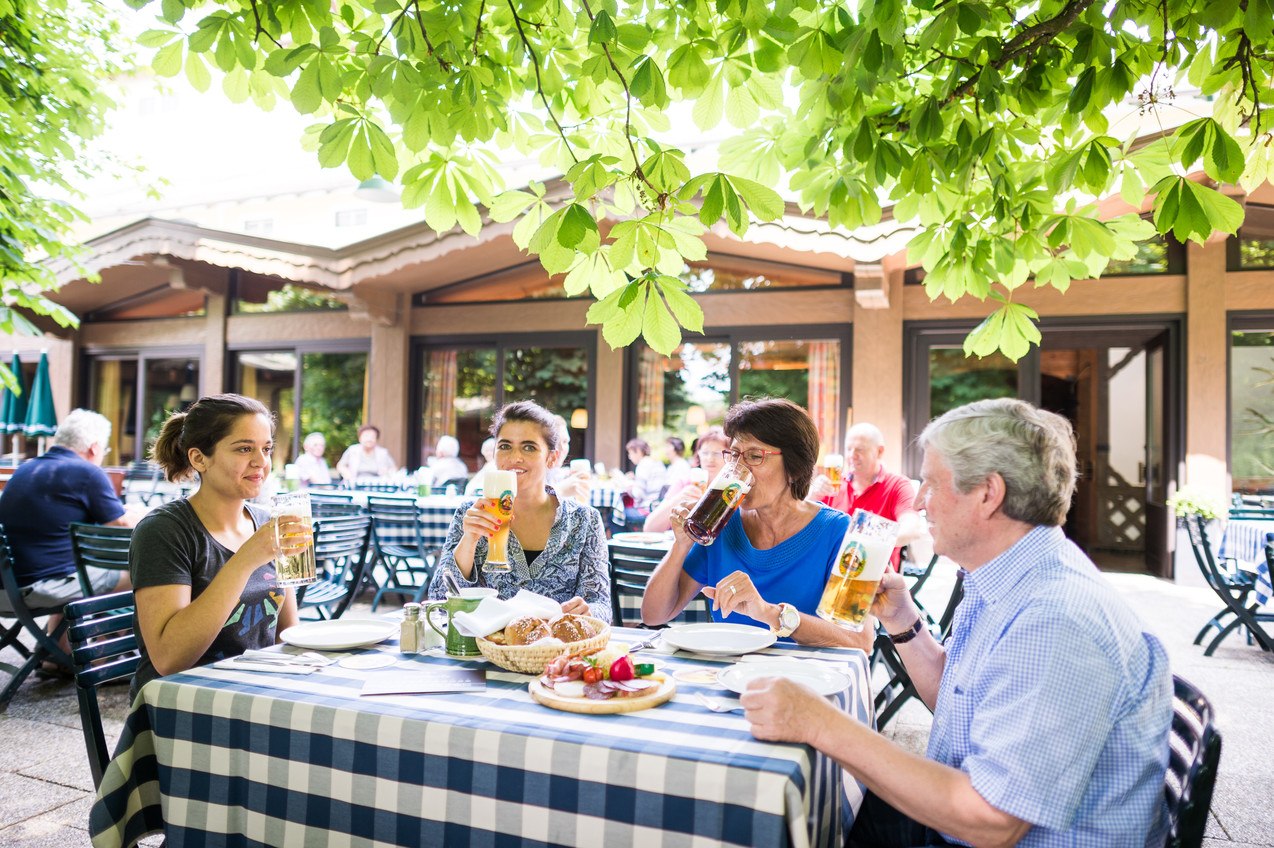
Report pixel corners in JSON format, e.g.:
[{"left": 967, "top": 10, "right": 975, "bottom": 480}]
[{"left": 0, "top": 568, "right": 1271, "bottom": 847}]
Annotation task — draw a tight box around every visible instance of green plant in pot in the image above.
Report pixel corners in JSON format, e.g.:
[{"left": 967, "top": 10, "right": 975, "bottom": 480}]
[{"left": 1167, "top": 487, "right": 1225, "bottom": 522}]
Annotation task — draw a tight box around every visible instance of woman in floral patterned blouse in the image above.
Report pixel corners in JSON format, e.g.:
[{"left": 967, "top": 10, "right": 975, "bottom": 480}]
[{"left": 428, "top": 401, "right": 611, "bottom": 622}]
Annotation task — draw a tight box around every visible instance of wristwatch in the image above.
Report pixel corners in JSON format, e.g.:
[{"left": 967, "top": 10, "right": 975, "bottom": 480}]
[{"left": 771, "top": 602, "right": 801, "bottom": 637}]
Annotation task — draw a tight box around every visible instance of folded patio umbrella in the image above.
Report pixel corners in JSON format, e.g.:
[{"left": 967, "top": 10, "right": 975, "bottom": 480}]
[
  {"left": 0, "top": 352, "right": 27, "bottom": 460},
  {"left": 23, "top": 351, "right": 57, "bottom": 451}
]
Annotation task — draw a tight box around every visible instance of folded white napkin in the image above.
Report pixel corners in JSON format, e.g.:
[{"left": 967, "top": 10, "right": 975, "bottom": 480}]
[{"left": 450, "top": 589, "right": 564, "bottom": 637}]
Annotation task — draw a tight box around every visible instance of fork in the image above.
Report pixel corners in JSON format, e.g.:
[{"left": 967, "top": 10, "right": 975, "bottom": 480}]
[
  {"left": 693, "top": 692, "right": 745, "bottom": 713},
  {"left": 627, "top": 633, "right": 662, "bottom": 654}
]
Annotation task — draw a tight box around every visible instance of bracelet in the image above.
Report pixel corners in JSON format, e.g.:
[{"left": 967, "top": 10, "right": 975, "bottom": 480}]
[{"left": 888, "top": 617, "right": 925, "bottom": 645}]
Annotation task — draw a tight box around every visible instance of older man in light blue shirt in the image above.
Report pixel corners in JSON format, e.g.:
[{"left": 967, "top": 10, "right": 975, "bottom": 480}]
[{"left": 742, "top": 398, "right": 1172, "bottom": 847}]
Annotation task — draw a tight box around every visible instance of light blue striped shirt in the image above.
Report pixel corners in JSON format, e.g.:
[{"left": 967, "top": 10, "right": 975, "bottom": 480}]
[{"left": 927, "top": 526, "right": 1172, "bottom": 847}]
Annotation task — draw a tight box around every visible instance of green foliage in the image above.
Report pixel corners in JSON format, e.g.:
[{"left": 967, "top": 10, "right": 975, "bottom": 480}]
[
  {"left": 123, "top": 0, "right": 1274, "bottom": 358},
  {"left": 299, "top": 352, "right": 368, "bottom": 468},
  {"left": 0, "top": 0, "right": 123, "bottom": 391}
]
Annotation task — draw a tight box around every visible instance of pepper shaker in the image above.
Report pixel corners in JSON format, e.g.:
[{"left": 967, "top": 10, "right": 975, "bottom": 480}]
[{"left": 401, "top": 603, "right": 423, "bottom": 654}]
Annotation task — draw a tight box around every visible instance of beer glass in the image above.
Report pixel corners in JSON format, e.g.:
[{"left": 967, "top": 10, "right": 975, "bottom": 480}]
[
  {"left": 272, "top": 491, "right": 317, "bottom": 587},
  {"left": 482, "top": 469, "right": 517, "bottom": 572},
  {"left": 816, "top": 509, "right": 899, "bottom": 631},
  {"left": 683, "top": 456, "right": 754, "bottom": 546},
  {"left": 823, "top": 453, "right": 844, "bottom": 487}
]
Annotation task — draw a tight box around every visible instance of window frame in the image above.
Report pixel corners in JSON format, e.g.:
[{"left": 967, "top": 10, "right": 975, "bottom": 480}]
[
  {"left": 623, "top": 323, "right": 852, "bottom": 469},
  {"left": 408, "top": 330, "right": 597, "bottom": 468},
  {"left": 80, "top": 345, "right": 205, "bottom": 464},
  {"left": 227, "top": 338, "right": 371, "bottom": 463}
]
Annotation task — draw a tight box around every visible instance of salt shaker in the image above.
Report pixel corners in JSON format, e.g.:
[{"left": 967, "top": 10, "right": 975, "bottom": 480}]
[{"left": 401, "top": 603, "right": 423, "bottom": 654}]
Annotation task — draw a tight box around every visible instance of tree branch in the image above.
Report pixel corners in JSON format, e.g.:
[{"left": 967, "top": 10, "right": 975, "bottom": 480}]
[
  {"left": 473, "top": 0, "right": 485, "bottom": 58},
  {"left": 247, "top": 0, "right": 284, "bottom": 49},
  {"left": 375, "top": 3, "right": 413, "bottom": 54},
  {"left": 578, "top": 0, "right": 662, "bottom": 204},
  {"left": 411, "top": 0, "right": 452, "bottom": 71},
  {"left": 943, "top": 0, "right": 1100, "bottom": 105},
  {"left": 506, "top": 0, "right": 577, "bottom": 163}
]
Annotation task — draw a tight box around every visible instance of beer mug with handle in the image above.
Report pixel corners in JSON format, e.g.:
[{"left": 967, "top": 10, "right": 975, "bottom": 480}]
[
  {"left": 683, "top": 454, "right": 754, "bottom": 546},
  {"left": 816, "top": 509, "right": 899, "bottom": 631}
]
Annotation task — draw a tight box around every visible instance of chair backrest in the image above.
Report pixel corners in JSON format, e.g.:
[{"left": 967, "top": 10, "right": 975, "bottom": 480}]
[
  {"left": 301, "top": 514, "right": 375, "bottom": 618},
  {"left": 64, "top": 590, "right": 138, "bottom": 786},
  {"left": 0, "top": 524, "right": 73, "bottom": 709},
  {"left": 311, "top": 499, "right": 366, "bottom": 519},
  {"left": 355, "top": 481, "right": 405, "bottom": 493},
  {"left": 1164, "top": 674, "right": 1222, "bottom": 848},
  {"left": 68, "top": 523, "right": 133, "bottom": 598},
  {"left": 608, "top": 544, "right": 710, "bottom": 626}
]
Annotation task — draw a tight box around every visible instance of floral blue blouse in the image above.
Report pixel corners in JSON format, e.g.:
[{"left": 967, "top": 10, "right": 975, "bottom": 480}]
[{"left": 427, "top": 487, "right": 613, "bottom": 623}]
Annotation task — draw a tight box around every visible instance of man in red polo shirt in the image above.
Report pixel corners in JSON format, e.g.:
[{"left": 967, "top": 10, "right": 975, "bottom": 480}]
[{"left": 809, "top": 423, "right": 926, "bottom": 570}]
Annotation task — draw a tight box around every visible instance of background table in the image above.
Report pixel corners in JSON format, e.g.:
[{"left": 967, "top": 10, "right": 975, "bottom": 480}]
[
  {"left": 1219, "top": 517, "right": 1274, "bottom": 604},
  {"left": 91, "top": 626, "right": 871, "bottom": 848}
]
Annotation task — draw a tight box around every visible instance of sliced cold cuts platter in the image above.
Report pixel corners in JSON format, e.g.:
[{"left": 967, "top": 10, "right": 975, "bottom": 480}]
[{"left": 529, "top": 672, "right": 676, "bottom": 713}]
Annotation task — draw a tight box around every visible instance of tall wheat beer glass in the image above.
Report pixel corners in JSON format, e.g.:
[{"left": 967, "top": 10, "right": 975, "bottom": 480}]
[
  {"left": 482, "top": 469, "right": 517, "bottom": 572},
  {"left": 272, "top": 491, "right": 317, "bottom": 587},
  {"left": 816, "top": 509, "right": 899, "bottom": 630},
  {"left": 684, "top": 455, "right": 754, "bottom": 546},
  {"left": 823, "top": 453, "right": 844, "bottom": 486}
]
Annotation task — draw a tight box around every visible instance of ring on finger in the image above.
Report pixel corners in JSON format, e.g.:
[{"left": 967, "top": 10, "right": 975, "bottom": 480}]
[{"left": 729, "top": 585, "right": 737, "bottom": 596}]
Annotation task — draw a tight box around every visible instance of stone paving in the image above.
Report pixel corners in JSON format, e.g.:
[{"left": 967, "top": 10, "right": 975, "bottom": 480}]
[{"left": 0, "top": 567, "right": 1271, "bottom": 847}]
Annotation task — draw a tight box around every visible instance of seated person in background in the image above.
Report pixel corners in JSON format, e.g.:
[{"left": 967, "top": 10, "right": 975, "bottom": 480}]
[
  {"left": 129, "top": 394, "right": 307, "bottom": 702},
  {"left": 0, "top": 410, "right": 142, "bottom": 653},
  {"left": 292, "top": 432, "right": 332, "bottom": 487},
  {"left": 547, "top": 414, "right": 591, "bottom": 503},
  {"left": 742, "top": 398, "right": 1173, "bottom": 848},
  {"left": 644, "top": 427, "right": 728, "bottom": 532},
  {"left": 621, "top": 438, "right": 666, "bottom": 526},
  {"left": 336, "top": 424, "right": 397, "bottom": 481},
  {"left": 427, "top": 434, "right": 469, "bottom": 486},
  {"left": 642, "top": 398, "right": 865, "bottom": 649},
  {"left": 463, "top": 437, "right": 497, "bottom": 496},
  {"left": 808, "top": 422, "right": 926, "bottom": 570},
  {"left": 662, "top": 435, "right": 692, "bottom": 486},
  {"left": 427, "top": 400, "right": 611, "bottom": 622}
]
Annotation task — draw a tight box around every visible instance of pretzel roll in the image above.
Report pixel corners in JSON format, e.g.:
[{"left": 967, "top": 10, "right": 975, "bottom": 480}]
[
  {"left": 550, "top": 614, "right": 599, "bottom": 644},
  {"left": 505, "top": 616, "right": 552, "bottom": 646}
]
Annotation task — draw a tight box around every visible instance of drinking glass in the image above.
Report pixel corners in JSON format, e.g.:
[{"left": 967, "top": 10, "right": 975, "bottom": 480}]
[
  {"left": 482, "top": 469, "right": 517, "bottom": 572},
  {"left": 272, "top": 491, "right": 317, "bottom": 587},
  {"left": 683, "top": 456, "right": 754, "bottom": 546},
  {"left": 816, "top": 509, "right": 899, "bottom": 631}
]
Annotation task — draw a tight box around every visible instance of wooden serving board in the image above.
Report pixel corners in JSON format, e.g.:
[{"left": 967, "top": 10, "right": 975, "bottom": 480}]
[{"left": 529, "top": 673, "right": 676, "bottom": 714}]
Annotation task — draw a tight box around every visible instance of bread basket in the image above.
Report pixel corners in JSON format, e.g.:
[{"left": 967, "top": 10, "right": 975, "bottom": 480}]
[{"left": 476, "top": 616, "right": 611, "bottom": 674}]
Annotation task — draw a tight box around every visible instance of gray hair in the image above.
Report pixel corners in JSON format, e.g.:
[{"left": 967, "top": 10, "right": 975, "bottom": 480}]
[
  {"left": 54, "top": 409, "right": 112, "bottom": 453},
  {"left": 436, "top": 435, "right": 460, "bottom": 457},
  {"left": 303, "top": 432, "right": 326, "bottom": 450},
  {"left": 919, "top": 398, "right": 1076, "bottom": 526}
]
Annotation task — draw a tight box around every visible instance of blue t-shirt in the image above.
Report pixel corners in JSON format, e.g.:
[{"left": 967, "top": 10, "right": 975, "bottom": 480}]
[
  {"left": 682, "top": 505, "right": 849, "bottom": 629},
  {"left": 0, "top": 446, "right": 126, "bottom": 585}
]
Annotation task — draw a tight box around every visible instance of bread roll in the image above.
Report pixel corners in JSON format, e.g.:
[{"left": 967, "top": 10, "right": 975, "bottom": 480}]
[
  {"left": 505, "top": 616, "right": 551, "bottom": 645},
  {"left": 550, "top": 614, "right": 598, "bottom": 643}
]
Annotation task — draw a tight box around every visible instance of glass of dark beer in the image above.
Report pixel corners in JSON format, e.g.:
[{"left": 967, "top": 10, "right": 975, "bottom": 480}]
[{"left": 683, "top": 455, "right": 755, "bottom": 545}]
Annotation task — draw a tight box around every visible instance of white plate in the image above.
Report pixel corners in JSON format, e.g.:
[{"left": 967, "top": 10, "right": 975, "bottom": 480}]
[
  {"left": 718, "top": 660, "right": 851, "bottom": 697},
  {"left": 280, "top": 620, "right": 398, "bottom": 651},
  {"left": 661, "top": 623, "right": 777, "bottom": 656},
  {"left": 611, "top": 531, "right": 672, "bottom": 546}
]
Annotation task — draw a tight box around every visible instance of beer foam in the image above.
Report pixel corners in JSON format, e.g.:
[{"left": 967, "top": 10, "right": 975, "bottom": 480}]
[{"left": 484, "top": 469, "right": 517, "bottom": 496}]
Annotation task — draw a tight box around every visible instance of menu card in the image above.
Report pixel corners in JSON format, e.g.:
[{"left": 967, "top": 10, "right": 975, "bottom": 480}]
[{"left": 360, "top": 668, "right": 486, "bottom": 696}]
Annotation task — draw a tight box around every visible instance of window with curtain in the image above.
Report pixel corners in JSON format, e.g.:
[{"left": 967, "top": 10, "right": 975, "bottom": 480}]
[
  {"left": 634, "top": 335, "right": 844, "bottom": 457},
  {"left": 418, "top": 341, "right": 591, "bottom": 469},
  {"left": 234, "top": 349, "right": 368, "bottom": 470},
  {"left": 1231, "top": 328, "right": 1274, "bottom": 492}
]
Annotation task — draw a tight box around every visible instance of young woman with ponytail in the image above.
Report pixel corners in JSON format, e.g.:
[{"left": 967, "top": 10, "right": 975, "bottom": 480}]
[{"left": 127, "top": 393, "right": 310, "bottom": 699}]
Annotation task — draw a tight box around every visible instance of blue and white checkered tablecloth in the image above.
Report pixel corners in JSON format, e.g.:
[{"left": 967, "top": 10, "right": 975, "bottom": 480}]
[
  {"left": 90, "top": 626, "right": 870, "bottom": 848},
  {"left": 1218, "top": 519, "right": 1274, "bottom": 605}
]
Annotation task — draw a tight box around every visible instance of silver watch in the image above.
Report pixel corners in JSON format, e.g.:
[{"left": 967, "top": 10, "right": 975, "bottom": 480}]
[{"left": 772, "top": 602, "right": 800, "bottom": 637}]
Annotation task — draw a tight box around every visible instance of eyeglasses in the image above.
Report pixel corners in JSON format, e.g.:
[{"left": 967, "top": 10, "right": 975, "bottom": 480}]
[{"left": 720, "top": 447, "right": 782, "bottom": 467}]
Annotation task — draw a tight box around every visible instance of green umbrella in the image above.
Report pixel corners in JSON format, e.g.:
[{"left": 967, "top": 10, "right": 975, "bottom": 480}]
[
  {"left": 23, "top": 351, "right": 57, "bottom": 440},
  {"left": 0, "top": 352, "right": 28, "bottom": 436}
]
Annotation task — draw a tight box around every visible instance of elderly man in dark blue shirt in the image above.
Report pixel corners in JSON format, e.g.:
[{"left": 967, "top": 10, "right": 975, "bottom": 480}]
[{"left": 0, "top": 410, "right": 141, "bottom": 635}]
